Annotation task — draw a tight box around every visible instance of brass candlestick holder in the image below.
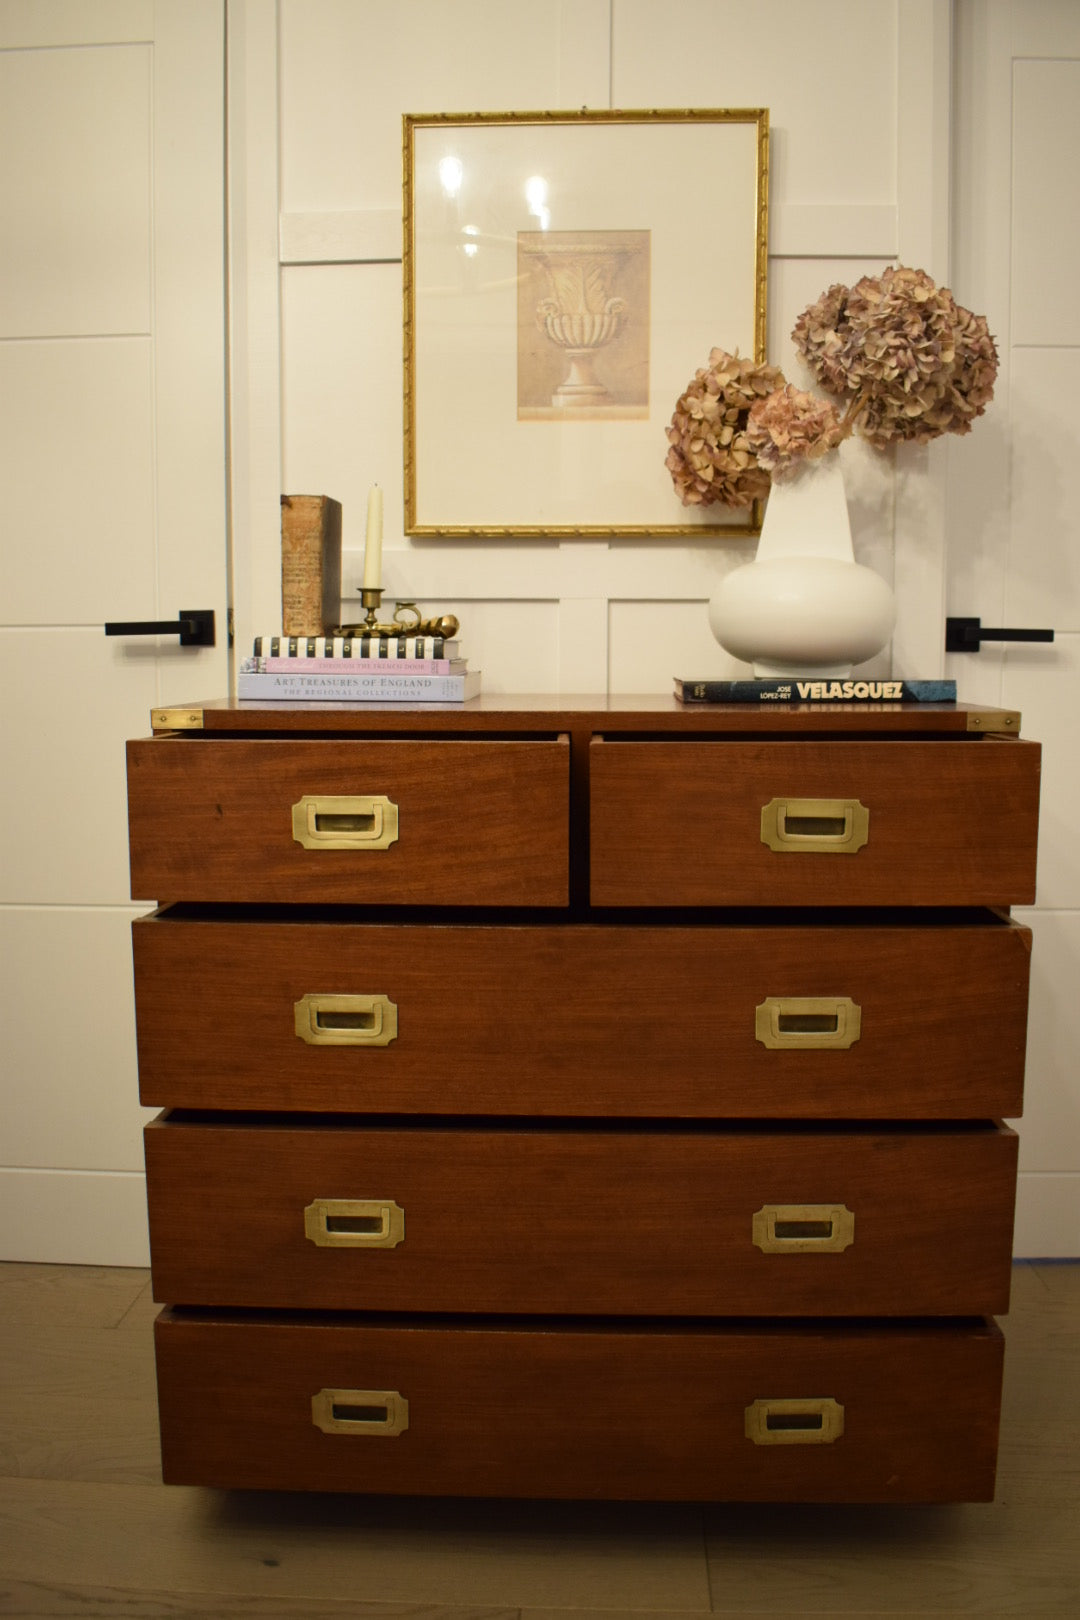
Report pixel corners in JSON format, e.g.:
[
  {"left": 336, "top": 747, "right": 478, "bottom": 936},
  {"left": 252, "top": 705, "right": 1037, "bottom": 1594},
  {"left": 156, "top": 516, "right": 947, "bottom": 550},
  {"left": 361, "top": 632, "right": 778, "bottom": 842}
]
[
  {"left": 356, "top": 586, "right": 385, "bottom": 632},
  {"left": 337, "top": 591, "right": 460, "bottom": 640}
]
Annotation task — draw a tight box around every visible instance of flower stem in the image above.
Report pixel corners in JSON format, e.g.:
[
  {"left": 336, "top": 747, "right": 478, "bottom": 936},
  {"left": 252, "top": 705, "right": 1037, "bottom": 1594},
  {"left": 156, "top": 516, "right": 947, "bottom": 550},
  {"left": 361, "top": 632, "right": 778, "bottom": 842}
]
[{"left": 836, "top": 390, "right": 870, "bottom": 441}]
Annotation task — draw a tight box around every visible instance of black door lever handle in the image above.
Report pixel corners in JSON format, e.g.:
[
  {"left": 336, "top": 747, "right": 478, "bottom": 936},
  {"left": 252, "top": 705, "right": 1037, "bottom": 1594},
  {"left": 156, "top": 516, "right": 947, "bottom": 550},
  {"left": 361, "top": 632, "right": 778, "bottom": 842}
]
[
  {"left": 105, "top": 608, "right": 215, "bottom": 647},
  {"left": 946, "top": 616, "right": 1054, "bottom": 653}
]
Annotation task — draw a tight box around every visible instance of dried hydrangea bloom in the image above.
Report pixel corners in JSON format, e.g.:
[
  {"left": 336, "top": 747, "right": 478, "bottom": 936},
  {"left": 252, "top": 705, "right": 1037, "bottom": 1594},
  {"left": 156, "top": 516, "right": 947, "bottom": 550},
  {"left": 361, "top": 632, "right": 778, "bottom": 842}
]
[
  {"left": 856, "top": 325, "right": 994, "bottom": 444},
  {"left": 791, "top": 282, "right": 858, "bottom": 396},
  {"left": 665, "top": 348, "right": 786, "bottom": 507},
  {"left": 745, "top": 385, "right": 845, "bottom": 479},
  {"left": 932, "top": 304, "right": 999, "bottom": 435},
  {"left": 791, "top": 265, "right": 999, "bottom": 449},
  {"left": 843, "top": 266, "right": 959, "bottom": 444}
]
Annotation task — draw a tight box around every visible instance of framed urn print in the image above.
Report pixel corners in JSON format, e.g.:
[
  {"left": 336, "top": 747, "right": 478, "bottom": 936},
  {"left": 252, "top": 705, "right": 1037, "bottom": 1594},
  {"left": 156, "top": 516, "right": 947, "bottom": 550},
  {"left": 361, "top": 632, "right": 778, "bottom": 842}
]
[{"left": 403, "top": 109, "right": 769, "bottom": 538}]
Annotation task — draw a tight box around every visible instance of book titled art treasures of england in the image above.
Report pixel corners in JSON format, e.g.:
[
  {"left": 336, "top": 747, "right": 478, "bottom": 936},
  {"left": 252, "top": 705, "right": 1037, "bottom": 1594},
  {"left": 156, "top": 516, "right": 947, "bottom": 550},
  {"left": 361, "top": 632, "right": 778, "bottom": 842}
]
[{"left": 237, "top": 667, "right": 481, "bottom": 703}]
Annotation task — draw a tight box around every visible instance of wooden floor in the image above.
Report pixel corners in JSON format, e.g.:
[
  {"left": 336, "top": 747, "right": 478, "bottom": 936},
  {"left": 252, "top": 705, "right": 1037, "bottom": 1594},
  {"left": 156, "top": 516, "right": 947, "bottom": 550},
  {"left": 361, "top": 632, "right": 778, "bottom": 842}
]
[{"left": 0, "top": 1262, "right": 1077, "bottom": 1618}]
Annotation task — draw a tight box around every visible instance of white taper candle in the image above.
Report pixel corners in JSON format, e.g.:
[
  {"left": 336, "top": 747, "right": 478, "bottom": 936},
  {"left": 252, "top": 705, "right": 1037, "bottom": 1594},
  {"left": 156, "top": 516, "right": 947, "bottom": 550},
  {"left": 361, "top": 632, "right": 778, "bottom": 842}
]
[{"left": 362, "top": 485, "right": 383, "bottom": 588}]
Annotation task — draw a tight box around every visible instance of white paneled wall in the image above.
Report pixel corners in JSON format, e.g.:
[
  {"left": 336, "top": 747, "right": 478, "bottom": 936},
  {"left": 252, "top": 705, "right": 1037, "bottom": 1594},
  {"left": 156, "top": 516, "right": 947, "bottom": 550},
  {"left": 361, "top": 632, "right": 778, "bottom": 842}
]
[
  {"left": 611, "top": 0, "right": 897, "bottom": 211},
  {"left": 0, "top": 40, "right": 152, "bottom": 336},
  {"left": 0, "top": 339, "right": 157, "bottom": 623},
  {"left": 278, "top": 0, "right": 613, "bottom": 214},
  {"left": 0, "top": 23, "right": 156, "bottom": 1264},
  {"left": 0, "top": 1, "right": 228, "bottom": 1265},
  {"left": 230, "top": 0, "right": 938, "bottom": 692},
  {"left": 0, "top": 908, "right": 148, "bottom": 1169},
  {"left": 1010, "top": 58, "right": 1080, "bottom": 349},
  {"left": 223, "top": 0, "right": 1079, "bottom": 1259},
  {"left": 949, "top": 0, "right": 1080, "bottom": 1256},
  {"left": 1008, "top": 349, "right": 1080, "bottom": 670}
]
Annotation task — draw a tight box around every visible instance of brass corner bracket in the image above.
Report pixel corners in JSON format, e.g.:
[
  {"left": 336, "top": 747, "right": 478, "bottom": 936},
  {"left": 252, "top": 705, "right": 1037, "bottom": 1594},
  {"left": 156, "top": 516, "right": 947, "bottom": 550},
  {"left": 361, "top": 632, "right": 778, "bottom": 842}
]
[
  {"left": 150, "top": 706, "right": 204, "bottom": 731},
  {"left": 966, "top": 710, "right": 1021, "bottom": 734}
]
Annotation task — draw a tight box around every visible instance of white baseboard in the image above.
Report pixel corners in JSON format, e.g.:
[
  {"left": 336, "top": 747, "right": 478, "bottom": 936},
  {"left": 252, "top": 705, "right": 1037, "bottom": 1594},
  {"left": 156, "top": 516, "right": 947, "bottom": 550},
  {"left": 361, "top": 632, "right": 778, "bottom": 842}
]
[
  {"left": 0, "top": 1167, "right": 149, "bottom": 1266},
  {"left": 1013, "top": 1172, "right": 1080, "bottom": 1258}
]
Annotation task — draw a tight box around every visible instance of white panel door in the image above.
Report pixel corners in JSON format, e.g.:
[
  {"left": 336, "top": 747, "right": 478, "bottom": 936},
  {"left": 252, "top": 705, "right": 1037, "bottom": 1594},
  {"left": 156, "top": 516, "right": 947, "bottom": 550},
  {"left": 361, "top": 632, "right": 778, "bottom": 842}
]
[
  {"left": 0, "top": 0, "right": 228, "bottom": 1263},
  {"left": 950, "top": 0, "right": 1080, "bottom": 1256}
]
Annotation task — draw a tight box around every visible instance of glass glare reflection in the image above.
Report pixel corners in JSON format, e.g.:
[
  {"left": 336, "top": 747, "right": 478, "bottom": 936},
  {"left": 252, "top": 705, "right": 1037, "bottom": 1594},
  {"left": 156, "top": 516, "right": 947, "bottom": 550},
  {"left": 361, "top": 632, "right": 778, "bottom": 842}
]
[
  {"left": 525, "top": 174, "right": 550, "bottom": 231},
  {"left": 438, "top": 155, "right": 463, "bottom": 197}
]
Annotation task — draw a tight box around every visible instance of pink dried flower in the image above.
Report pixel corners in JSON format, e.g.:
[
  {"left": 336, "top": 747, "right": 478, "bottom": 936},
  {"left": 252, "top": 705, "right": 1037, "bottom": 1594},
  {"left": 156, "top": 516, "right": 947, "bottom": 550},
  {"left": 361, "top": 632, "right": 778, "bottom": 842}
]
[
  {"left": 932, "top": 303, "right": 999, "bottom": 435},
  {"left": 665, "top": 348, "right": 786, "bottom": 507},
  {"left": 667, "top": 268, "right": 997, "bottom": 506},
  {"left": 791, "top": 282, "right": 857, "bottom": 396},
  {"left": 745, "top": 385, "right": 844, "bottom": 480},
  {"left": 791, "top": 265, "right": 999, "bottom": 449}
]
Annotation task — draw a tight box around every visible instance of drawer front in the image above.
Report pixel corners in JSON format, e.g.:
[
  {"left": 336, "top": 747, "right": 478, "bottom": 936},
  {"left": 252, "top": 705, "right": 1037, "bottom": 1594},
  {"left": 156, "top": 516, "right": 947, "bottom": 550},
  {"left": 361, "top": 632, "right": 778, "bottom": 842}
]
[
  {"left": 590, "top": 737, "right": 1040, "bottom": 907},
  {"left": 133, "top": 915, "right": 1031, "bottom": 1117},
  {"left": 154, "top": 1311, "right": 1004, "bottom": 1501},
  {"left": 145, "top": 1119, "right": 1017, "bottom": 1316},
  {"left": 127, "top": 736, "right": 569, "bottom": 905}
]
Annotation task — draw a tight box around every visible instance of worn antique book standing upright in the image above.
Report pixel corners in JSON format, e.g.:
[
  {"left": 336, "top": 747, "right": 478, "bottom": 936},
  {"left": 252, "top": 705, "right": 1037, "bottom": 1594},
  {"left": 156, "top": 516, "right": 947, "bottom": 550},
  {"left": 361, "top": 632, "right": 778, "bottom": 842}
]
[
  {"left": 280, "top": 494, "right": 342, "bottom": 636},
  {"left": 126, "top": 696, "right": 1039, "bottom": 1501}
]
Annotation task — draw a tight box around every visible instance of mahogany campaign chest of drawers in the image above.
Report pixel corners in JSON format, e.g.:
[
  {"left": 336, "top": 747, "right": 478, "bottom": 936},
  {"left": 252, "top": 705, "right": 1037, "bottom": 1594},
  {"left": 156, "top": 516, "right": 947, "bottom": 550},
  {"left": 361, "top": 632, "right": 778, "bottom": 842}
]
[{"left": 126, "top": 696, "right": 1040, "bottom": 1502}]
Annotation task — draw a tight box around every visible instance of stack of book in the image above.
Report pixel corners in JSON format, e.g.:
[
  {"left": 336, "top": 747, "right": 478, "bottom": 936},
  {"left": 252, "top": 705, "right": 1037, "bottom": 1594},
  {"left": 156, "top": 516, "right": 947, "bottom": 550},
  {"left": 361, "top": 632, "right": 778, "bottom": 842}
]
[{"left": 238, "top": 634, "right": 480, "bottom": 703}]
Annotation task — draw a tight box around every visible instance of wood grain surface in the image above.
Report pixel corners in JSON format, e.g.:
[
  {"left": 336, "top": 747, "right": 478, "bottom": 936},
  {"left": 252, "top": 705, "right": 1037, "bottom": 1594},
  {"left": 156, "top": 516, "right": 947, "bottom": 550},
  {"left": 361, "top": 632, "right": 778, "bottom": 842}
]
[
  {"left": 154, "top": 693, "right": 1012, "bottom": 735},
  {"left": 122, "top": 703, "right": 1041, "bottom": 1511},
  {"left": 143, "top": 1117, "right": 1018, "bottom": 1317},
  {"left": 126, "top": 737, "right": 570, "bottom": 906},
  {"left": 152, "top": 1311, "right": 1006, "bottom": 1503},
  {"left": 131, "top": 913, "right": 1032, "bottom": 1117},
  {"left": 589, "top": 737, "right": 1041, "bottom": 907}
]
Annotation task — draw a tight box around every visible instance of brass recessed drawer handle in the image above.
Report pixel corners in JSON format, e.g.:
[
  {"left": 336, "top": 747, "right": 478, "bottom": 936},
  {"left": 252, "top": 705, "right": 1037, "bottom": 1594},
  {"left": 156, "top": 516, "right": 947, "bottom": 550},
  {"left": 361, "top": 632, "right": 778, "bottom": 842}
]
[
  {"left": 745, "top": 1398, "right": 844, "bottom": 1445},
  {"left": 304, "top": 1198, "right": 405, "bottom": 1248},
  {"left": 294, "top": 993, "right": 398, "bottom": 1047},
  {"left": 311, "top": 1388, "right": 409, "bottom": 1436},
  {"left": 291, "top": 794, "right": 399, "bottom": 850},
  {"left": 760, "top": 797, "right": 869, "bottom": 853},
  {"left": 755, "top": 996, "right": 862, "bottom": 1050},
  {"left": 752, "top": 1204, "right": 855, "bottom": 1253}
]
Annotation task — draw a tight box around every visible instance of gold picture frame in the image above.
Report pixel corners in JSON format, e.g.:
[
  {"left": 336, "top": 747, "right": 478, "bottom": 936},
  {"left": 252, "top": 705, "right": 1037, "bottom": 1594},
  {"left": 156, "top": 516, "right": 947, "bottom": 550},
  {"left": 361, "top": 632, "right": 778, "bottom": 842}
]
[{"left": 403, "top": 108, "right": 769, "bottom": 539}]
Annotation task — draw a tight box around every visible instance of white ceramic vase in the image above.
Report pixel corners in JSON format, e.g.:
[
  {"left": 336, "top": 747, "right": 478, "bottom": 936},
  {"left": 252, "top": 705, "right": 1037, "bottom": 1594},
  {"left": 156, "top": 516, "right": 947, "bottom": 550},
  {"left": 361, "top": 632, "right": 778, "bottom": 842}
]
[{"left": 707, "top": 452, "right": 896, "bottom": 678}]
